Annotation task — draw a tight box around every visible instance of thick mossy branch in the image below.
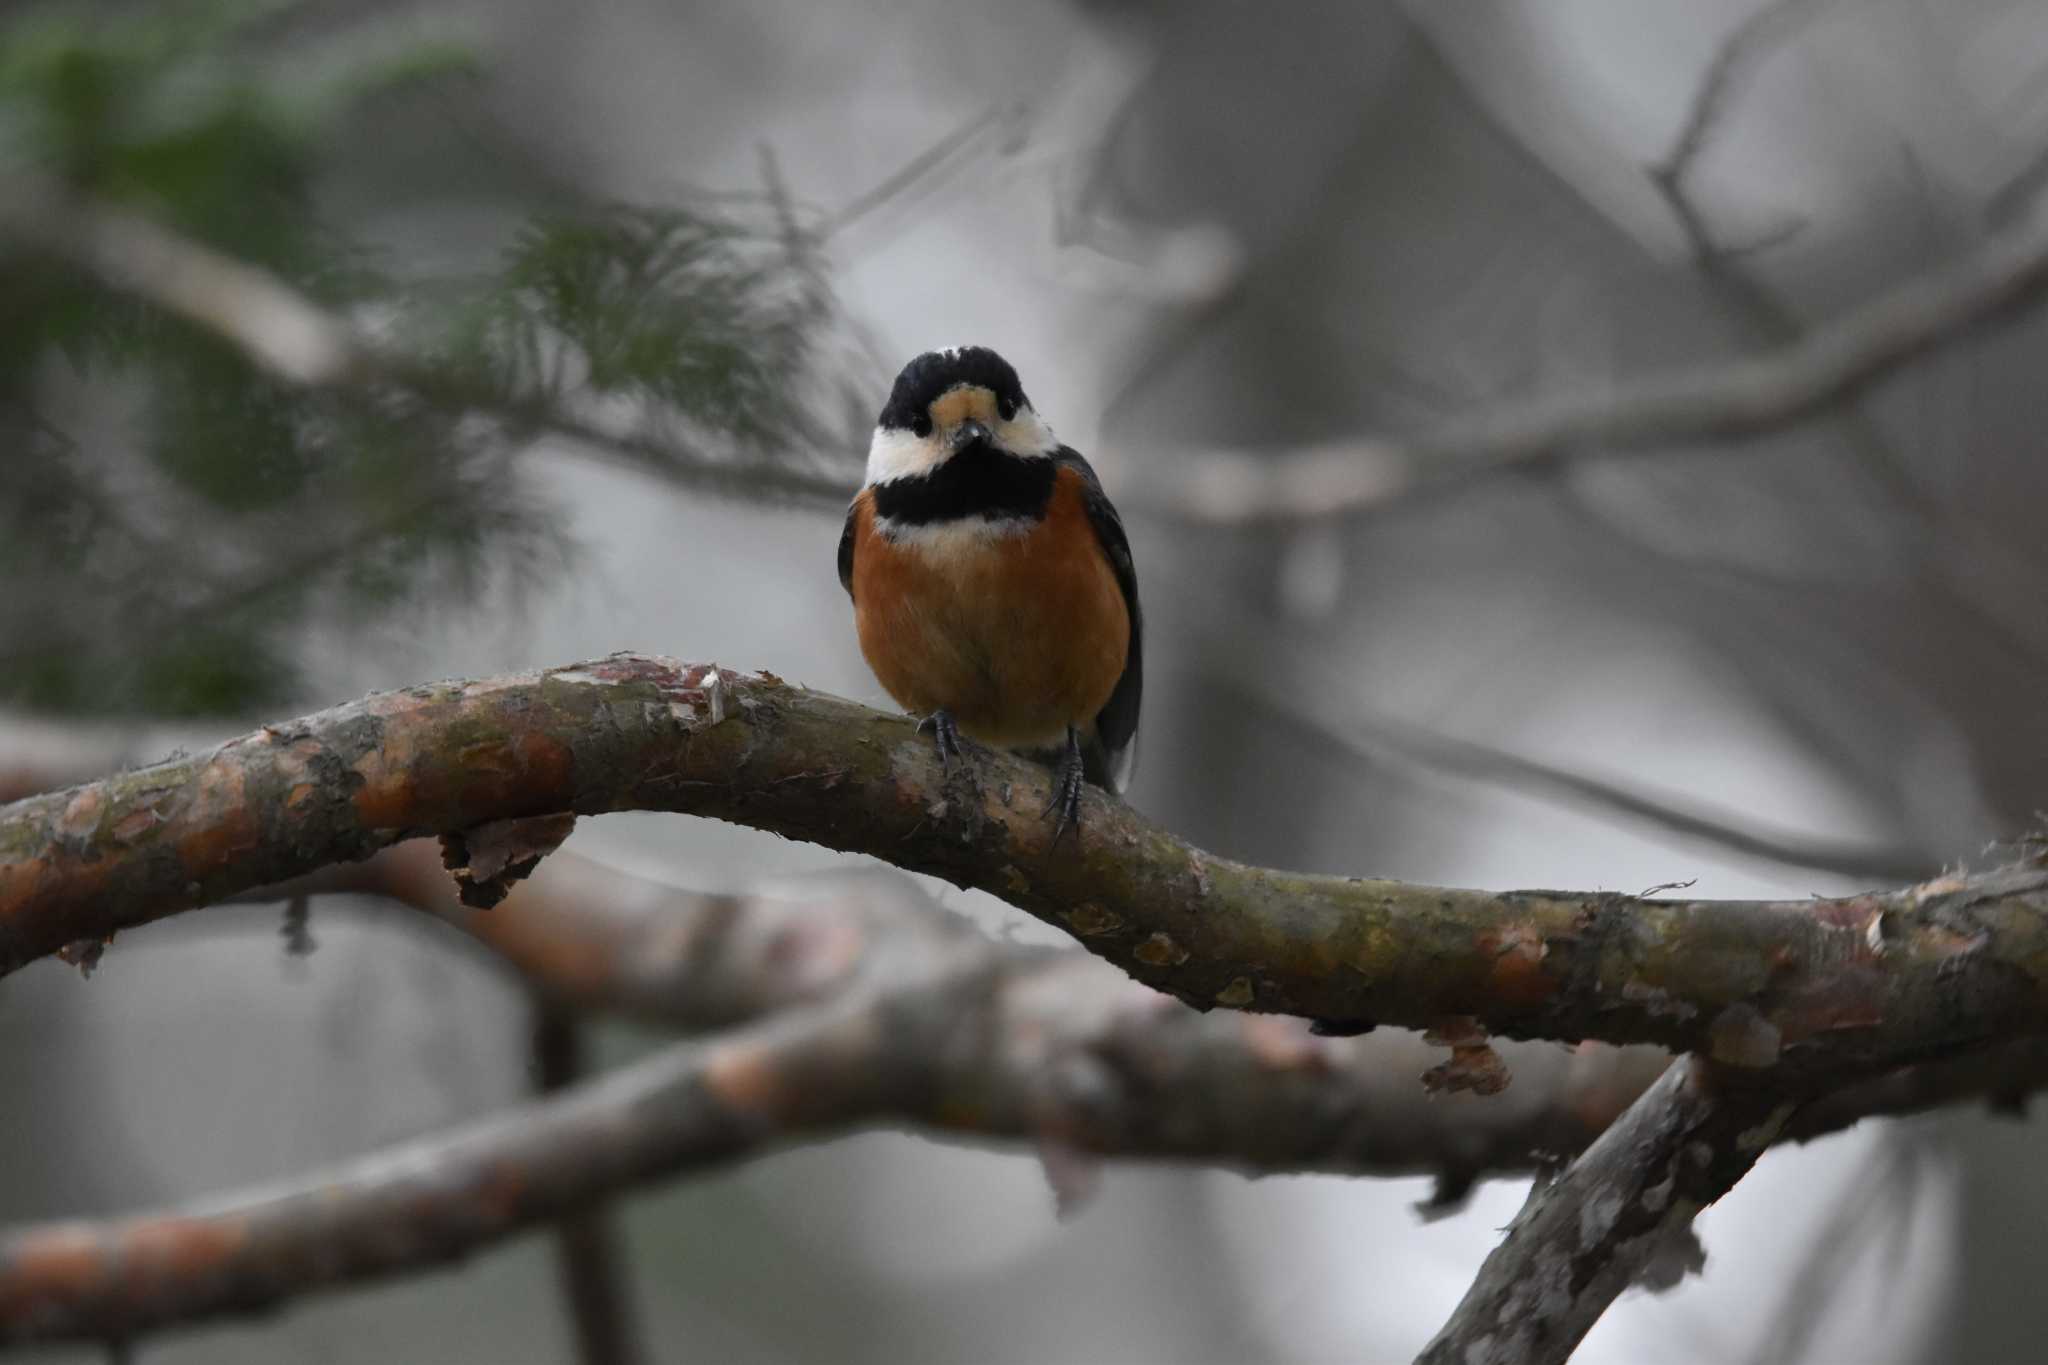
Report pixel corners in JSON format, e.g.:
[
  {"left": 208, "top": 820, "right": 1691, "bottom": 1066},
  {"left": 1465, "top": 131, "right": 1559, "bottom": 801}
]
[{"left": 3, "top": 653, "right": 2046, "bottom": 1065}]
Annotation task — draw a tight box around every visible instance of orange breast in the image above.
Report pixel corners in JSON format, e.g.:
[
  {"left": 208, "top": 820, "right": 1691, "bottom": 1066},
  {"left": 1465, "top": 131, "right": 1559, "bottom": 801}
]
[{"left": 850, "top": 467, "right": 1130, "bottom": 750}]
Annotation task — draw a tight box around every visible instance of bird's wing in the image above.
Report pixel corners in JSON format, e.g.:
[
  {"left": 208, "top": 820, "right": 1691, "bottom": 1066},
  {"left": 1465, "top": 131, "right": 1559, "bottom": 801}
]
[
  {"left": 837, "top": 493, "right": 861, "bottom": 600},
  {"left": 1055, "top": 446, "right": 1142, "bottom": 790}
]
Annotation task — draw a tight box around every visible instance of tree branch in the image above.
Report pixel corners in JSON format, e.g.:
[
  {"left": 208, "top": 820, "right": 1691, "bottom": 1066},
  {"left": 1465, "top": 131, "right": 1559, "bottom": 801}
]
[
  {"left": 9, "top": 774, "right": 2048, "bottom": 1343},
  {"left": 531, "top": 1003, "right": 646, "bottom": 1365},
  {"left": 0, "top": 985, "right": 902, "bottom": 1345},
  {"left": 1159, "top": 202, "right": 2048, "bottom": 524},
  {"left": 1416, "top": 1056, "right": 1792, "bottom": 1365},
  {"left": 5, "top": 655, "right": 2046, "bottom": 1069},
  {"left": 254, "top": 840, "right": 929, "bottom": 1031},
  {"left": 252, "top": 841, "right": 1679, "bottom": 1188},
  {"left": 246, "top": 841, "right": 2048, "bottom": 1172},
  {"left": 6, "top": 925, "right": 2039, "bottom": 1348},
  {"left": 0, "top": 180, "right": 859, "bottom": 511},
  {"left": 1224, "top": 676, "right": 1931, "bottom": 885},
  {"left": 4, "top": 926, "right": 2039, "bottom": 1346},
  {"left": 17, "top": 725, "right": 1953, "bottom": 1207},
  {"left": 1651, "top": 0, "right": 1835, "bottom": 225}
]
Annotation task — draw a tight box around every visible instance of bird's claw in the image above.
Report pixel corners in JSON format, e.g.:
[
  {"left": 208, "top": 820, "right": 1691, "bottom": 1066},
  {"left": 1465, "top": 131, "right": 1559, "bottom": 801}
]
[
  {"left": 917, "top": 709, "right": 964, "bottom": 769},
  {"left": 1044, "top": 727, "right": 1087, "bottom": 848}
]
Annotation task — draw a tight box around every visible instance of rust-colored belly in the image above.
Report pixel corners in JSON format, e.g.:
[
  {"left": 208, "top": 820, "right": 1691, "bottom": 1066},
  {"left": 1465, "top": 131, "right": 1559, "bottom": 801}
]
[{"left": 850, "top": 476, "right": 1128, "bottom": 749}]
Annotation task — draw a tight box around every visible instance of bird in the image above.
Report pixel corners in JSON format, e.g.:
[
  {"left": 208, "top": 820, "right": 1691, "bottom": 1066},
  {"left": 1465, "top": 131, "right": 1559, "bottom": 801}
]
[{"left": 838, "top": 345, "right": 1142, "bottom": 839}]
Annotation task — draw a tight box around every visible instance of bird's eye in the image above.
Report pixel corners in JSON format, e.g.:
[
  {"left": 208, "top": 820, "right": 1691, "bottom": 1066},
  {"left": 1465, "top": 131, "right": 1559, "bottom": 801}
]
[
  {"left": 911, "top": 415, "right": 934, "bottom": 438},
  {"left": 997, "top": 397, "right": 1017, "bottom": 422}
]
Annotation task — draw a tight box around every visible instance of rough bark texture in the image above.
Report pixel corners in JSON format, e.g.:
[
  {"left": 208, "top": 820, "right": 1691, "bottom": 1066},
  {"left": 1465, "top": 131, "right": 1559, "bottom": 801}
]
[
  {"left": 5, "top": 655, "right": 2047, "bottom": 1069},
  {"left": 1415, "top": 1057, "right": 1792, "bottom": 1365},
  {"left": 247, "top": 843, "right": 2048, "bottom": 1179},
  {"left": 7, "top": 765, "right": 2048, "bottom": 1342},
  {"left": 5, "top": 934, "right": 2033, "bottom": 1351}
]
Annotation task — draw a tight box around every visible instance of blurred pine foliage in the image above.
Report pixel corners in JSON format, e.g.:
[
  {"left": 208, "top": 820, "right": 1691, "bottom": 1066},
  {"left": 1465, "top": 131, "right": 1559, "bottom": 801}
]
[{"left": 0, "top": 0, "right": 864, "bottom": 717}]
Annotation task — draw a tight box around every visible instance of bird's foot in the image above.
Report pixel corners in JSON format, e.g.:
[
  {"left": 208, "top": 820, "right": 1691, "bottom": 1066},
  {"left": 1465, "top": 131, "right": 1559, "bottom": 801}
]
[
  {"left": 1043, "top": 726, "right": 1087, "bottom": 848},
  {"left": 916, "top": 708, "right": 966, "bottom": 770}
]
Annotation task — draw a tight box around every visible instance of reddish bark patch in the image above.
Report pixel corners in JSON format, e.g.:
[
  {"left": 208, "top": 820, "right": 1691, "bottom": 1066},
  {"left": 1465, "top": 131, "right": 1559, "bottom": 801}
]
[
  {"left": 352, "top": 732, "right": 424, "bottom": 830},
  {"left": 506, "top": 731, "right": 575, "bottom": 798},
  {"left": 470, "top": 1160, "right": 529, "bottom": 1226},
  {"left": 1, "top": 854, "right": 115, "bottom": 955},
  {"left": 458, "top": 903, "right": 615, "bottom": 997},
  {"left": 705, "top": 1038, "right": 796, "bottom": 1119},
  {"left": 578, "top": 655, "right": 687, "bottom": 687},
  {"left": 173, "top": 761, "right": 258, "bottom": 881},
  {"left": 1811, "top": 895, "right": 1883, "bottom": 939},
  {"left": 118, "top": 1217, "right": 250, "bottom": 1290},
  {"left": 1239, "top": 1014, "right": 1328, "bottom": 1072},
  {"left": 1478, "top": 922, "right": 1555, "bottom": 1007},
  {"left": 354, "top": 724, "right": 573, "bottom": 830},
  {"left": 1776, "top": 967, "right": 1888, "bottom": 1043},
  {"left": 1422, "top": 1017, "right": 1511, "bottom": 1095},
  {"left": 0, "top": 1224, "right": 108, "bottom": 1317},
  {"left": 761, "top": 914, "right": 867, "bottom": 998},
  {"left": 111, "top": 807, "right": 164, "bottom": 843},
  {"left": 57, "top": 791, "right": 102, "bottom": 840},
  {"left": 569, "top": 656, "right": 735, "bottom": 708}
]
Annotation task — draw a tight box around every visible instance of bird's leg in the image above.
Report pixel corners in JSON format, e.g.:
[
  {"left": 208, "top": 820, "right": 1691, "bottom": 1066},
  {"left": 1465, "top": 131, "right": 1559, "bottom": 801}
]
[
  {"left": 1044, "top": 725, "right": 1087, "bottom": 847},
  {"left": 916, "top": 708, "right": 965, "bottom": 769}
]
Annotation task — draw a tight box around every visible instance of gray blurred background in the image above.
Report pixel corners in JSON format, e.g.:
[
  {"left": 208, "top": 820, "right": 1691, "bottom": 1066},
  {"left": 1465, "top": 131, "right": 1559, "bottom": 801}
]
[{"left": 4, "top": 0, "right": 2047, "bottom": 1360}]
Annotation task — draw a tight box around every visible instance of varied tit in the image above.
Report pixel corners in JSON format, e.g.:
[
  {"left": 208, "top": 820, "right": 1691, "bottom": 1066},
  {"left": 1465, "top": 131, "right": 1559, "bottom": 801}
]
[{"left": 837, "top": 346, "right": 1142, "bottom": 838}]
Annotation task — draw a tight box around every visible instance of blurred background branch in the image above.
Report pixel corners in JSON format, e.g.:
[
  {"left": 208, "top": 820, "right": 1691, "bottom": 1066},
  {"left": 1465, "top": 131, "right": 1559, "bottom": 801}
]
[
  {"left": 6, "top": 0, "right": 2048, "bottom": 1361},
  {"left": 1159, "top": 200, "right": 2048, "bottom": 524},
  {"left": 6, "top": 814, "right": 2045, "bottom": 1345},
  {"left": 529, "top": 1002, "right": 648, "bottom": 1365}
]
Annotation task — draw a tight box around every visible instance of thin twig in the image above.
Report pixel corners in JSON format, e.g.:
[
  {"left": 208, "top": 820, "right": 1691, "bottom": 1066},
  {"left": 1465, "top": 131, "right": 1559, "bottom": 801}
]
[
  {"left": 1653, "top": 0, "right": 1838, "bottom": 212},
  {"left": 0, "top": 179, "right": 858, "bottom": 510},
  {"left": 1157, "top": 198, "right": 2048, "bottom": 523},
  {"left": 819, "top": 104, "right": 1009, "bottom": 240},
  {"left": 1647, "top": 0, "right": 1934, "bottom": 515},
  {"left": 532, "top": 1003, "right": 646, "bottom": 1365},
  {"left": 1224, "top": 676, "right": 1931, "bottom": 884}
]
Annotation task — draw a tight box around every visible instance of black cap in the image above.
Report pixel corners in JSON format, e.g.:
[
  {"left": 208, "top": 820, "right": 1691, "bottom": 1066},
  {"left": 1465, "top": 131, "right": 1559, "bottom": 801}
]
[{"left": 877, "top": 346, "right": 1029, "bottom": 431}]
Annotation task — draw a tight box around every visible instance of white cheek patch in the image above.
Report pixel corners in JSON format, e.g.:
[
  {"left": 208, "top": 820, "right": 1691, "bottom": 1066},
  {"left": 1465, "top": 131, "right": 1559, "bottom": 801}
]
[
  {"left": 865, "top": 426, "right": 946, "bottom": 485},
  {"left": 866, "top": 405, "right": 1058, "bottom": 485},
  {"left": 996, "top": 405, "right": 1059, "bottom": 457}
]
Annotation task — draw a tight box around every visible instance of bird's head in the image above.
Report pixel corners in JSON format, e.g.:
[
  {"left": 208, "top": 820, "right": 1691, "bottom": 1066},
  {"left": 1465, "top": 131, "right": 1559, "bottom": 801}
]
[{"left": 865, "top": 346, "right": 1058, "bottom": 485}]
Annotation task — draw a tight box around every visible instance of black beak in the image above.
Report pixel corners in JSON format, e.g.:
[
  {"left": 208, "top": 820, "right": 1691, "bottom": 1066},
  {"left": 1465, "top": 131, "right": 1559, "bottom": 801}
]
[{"left": 949, "top": 420, "right": 992, "bottom": 454}]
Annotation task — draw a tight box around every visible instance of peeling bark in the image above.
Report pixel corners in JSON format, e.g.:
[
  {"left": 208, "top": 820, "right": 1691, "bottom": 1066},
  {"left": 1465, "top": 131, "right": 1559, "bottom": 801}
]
[
  {"left": 5, "top": 821, "right": 2048, "bottom": 1342},
  {"left": 1416, "top": 1058, "right": 1791, "bottom": 1365},
  {"left": 4, "top": 655, "right": 2046, "bottom": 1070}
]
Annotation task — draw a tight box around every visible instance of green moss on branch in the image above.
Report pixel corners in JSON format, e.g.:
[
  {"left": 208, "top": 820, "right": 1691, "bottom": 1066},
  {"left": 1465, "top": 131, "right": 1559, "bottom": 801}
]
[{"left": 3, "top": 653, "right": 2045, "bottom": 1069}]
